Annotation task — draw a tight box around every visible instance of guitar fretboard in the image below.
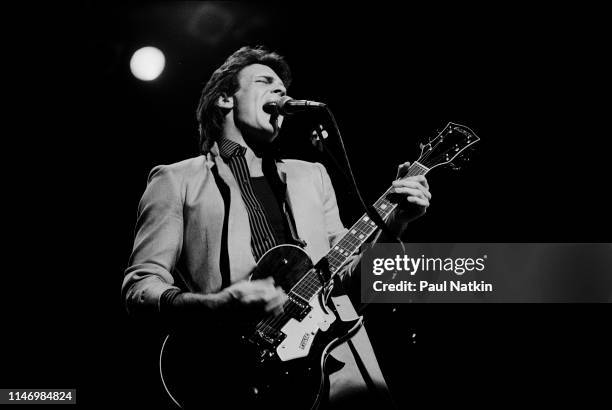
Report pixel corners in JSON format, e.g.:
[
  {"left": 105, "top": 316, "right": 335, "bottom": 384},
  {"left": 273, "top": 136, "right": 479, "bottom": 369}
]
[{"left": 290, "top": 161, "right": 429, "bottom": 301}]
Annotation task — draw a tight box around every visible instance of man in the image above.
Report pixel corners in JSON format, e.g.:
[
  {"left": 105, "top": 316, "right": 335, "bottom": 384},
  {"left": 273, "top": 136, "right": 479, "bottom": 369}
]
[{"left": 122, "top": 46, "right": 431, "bottom": 409}]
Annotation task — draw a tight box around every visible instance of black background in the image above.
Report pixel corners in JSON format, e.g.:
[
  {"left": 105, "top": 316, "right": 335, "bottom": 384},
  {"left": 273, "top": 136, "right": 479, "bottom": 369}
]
[{"left": 2, "top": 2, "right": 610, "bottom": 408}]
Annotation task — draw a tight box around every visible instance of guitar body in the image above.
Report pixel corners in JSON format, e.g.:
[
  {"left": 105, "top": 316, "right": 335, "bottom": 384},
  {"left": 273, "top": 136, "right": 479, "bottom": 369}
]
[{"left": 160, "top": 245, "right": 363, "bottom": 410}]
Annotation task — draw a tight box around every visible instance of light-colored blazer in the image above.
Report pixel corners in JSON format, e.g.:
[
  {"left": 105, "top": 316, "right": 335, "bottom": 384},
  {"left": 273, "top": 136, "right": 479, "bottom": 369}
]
[{"left": 122, "top": 143, "right": 393, "bottom": 406}]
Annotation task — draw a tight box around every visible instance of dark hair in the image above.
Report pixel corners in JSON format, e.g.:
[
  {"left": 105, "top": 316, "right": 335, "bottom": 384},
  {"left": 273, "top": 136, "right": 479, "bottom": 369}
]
[{"left": 196, "top": 46, "right": 292, "bottom": 153}]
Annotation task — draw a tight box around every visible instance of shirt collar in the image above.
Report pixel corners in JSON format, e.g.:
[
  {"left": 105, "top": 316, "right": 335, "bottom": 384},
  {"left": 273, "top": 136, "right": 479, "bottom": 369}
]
[
  {"left": 215, "top": 138, "right": 284, "bottom": 163},
  {"left": 218, "top": 138, "right": 247, "bottom": 159}
]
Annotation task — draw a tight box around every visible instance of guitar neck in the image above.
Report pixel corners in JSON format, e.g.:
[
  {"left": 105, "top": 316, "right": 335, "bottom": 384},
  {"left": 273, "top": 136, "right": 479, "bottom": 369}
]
[{"left": 289, "top": 161, "right": 430, "bottom": 301}]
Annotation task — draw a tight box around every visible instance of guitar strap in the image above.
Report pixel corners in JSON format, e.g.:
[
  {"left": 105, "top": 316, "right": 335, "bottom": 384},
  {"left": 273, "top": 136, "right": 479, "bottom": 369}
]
[
  {"left": 262, "top": 155, "right": 307, "bottom": 248},
  {"left": 210, "top": 161, "right": 232, "bottom": 290}
]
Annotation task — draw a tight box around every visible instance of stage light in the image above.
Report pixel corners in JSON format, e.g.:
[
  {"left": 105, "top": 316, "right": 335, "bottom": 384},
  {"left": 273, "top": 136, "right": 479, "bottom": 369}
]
[{"left": 130, "top": 46, "right": 165, "bottom": 81}]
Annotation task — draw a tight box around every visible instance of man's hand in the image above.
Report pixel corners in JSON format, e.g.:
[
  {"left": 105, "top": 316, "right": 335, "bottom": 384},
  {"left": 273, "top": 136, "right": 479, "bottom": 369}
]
[
  {"left": 390, "top": 162, "right": 431, "bottom": 223},
  {"left": 223, "top": 277, "right": 288, "bottom": 318},
  {"left": 167, "top": 277, "right": 287, "bottom": 324}
]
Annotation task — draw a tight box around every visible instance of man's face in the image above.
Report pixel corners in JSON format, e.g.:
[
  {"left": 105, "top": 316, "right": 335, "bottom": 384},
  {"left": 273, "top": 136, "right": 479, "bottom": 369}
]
[{"left": 231, "top": 63, "right": 287, "bottom": 144}]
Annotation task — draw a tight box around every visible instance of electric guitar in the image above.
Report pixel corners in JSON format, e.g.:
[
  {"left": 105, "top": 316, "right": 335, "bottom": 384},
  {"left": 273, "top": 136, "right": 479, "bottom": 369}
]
[{"left": 159, "top": 122, "right": 479, "bottom": 409}]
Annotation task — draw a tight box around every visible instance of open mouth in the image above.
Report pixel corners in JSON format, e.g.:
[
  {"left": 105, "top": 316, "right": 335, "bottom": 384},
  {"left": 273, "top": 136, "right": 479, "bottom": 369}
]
[
  {"left": 265, "top": 105, "right": 282, "bottom": 133},
  {"left": 262, "top": 100, "right": 280, "bottom": 115}
]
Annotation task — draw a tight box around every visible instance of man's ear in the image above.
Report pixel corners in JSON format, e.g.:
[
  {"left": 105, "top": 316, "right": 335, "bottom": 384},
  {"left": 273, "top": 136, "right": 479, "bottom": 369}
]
[{"left": 216, "top": 93, "right": 234, "bottom": 109}]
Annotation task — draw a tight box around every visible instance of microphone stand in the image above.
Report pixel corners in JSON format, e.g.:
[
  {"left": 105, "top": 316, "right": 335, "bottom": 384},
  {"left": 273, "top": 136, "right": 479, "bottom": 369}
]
[
  {"left": 320, "top": 106, "right": 405, "bottom": 253},
  {"left": 310, "top": 124, "right": 353, "bottom": 187},
  {"left": 320, "top": 106, "right": 405, "bottom": 316}
]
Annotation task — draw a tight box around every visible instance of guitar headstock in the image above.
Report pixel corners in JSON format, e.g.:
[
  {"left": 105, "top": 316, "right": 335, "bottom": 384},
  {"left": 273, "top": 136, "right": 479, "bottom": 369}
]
[{"left": 416, "top": 122, "right": 479, "bottom": 171}]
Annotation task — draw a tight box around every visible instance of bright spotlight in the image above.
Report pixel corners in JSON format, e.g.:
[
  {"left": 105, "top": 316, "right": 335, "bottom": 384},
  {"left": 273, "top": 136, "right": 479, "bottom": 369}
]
[{"left": 130, "top": 46, "right": 165, "bottom": 81}]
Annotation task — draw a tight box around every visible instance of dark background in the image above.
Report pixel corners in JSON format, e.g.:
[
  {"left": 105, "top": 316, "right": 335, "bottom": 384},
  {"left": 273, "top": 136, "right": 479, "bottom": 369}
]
[{"left": 2, "top": 1, "right": 610, "bottom": 408}]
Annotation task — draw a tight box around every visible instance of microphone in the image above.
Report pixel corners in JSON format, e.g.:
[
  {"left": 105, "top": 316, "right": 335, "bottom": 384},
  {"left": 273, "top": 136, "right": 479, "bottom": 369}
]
[{"left": 263, "top": 96, "right": 326, "bottom": 115}]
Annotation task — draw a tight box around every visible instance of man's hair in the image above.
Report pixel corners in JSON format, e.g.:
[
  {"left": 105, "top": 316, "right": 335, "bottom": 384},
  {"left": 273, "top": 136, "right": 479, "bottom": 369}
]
[{"left": 196, "top": 46, "right": 292, "bottom": 153}]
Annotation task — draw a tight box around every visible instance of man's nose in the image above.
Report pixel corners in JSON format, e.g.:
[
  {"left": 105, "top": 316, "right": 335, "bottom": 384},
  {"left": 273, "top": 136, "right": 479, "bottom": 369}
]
[{"left": 272, "top": 83, "right": 286, "bottom": 97}]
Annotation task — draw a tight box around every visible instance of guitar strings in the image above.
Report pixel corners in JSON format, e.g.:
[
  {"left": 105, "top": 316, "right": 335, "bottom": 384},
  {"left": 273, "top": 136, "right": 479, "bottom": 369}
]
[
  {"left": 256, "top": 128, "right": 478, "bottom": 334},
  {"left": 255, "top": 269, "right": 317, "bottom": 332},
  {"left": 255, "top": 164, "right": 428, "bottom": 335},
  {"left": 258, "top": 269, "right": 326, "bottom": 332},
  {"left": 256, "top": 165, "right": 427, "bottom": 333},
  {"left": 256, "top": 202, "right": 391, "bottom": 333},
  {"left": 257, "top": 165, "right": 429, "bottom": 331}
]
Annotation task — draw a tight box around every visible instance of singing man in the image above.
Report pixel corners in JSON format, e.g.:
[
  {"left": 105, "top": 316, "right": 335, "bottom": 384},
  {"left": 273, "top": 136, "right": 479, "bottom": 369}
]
[{"left": 122, "top": 45, "right": 431, "bottom": 409}]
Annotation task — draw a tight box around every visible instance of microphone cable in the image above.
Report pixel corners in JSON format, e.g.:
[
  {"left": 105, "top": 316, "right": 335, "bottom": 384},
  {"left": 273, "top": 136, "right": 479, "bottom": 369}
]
[{"left": 323, "top": 106, "right": 406, "bottom": 254}]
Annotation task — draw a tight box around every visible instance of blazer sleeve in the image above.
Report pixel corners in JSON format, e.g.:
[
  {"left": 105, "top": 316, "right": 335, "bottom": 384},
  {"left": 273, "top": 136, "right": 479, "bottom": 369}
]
[{"left": 122, "top": 165, "right": 184, "bottom": 317}]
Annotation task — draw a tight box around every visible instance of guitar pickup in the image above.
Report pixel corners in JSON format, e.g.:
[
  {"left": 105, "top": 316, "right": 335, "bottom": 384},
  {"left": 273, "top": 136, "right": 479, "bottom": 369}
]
[
  {"left": 286, "top": 295, "right": 311, "bottom": 321},
  {"left": 251, "top": 327, "right": 285, "bottom": 348}
]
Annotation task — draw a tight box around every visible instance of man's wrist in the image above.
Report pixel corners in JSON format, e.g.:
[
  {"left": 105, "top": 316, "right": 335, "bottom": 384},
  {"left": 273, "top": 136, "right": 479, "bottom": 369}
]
[
  {"left": 160, "top": 288, "right": 183, "bottom": 313},
  {"left": 216, "top": 288, "right": 237, "bottom": 311},
  {"left": 161, "top": 288, "right": 236, "bottom": 313}
]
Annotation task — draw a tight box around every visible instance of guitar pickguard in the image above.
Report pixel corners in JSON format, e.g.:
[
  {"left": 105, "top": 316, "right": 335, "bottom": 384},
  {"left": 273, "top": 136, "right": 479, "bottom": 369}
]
[{"left": 277, "top": 295, "right": 336, "bottom": 361}]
